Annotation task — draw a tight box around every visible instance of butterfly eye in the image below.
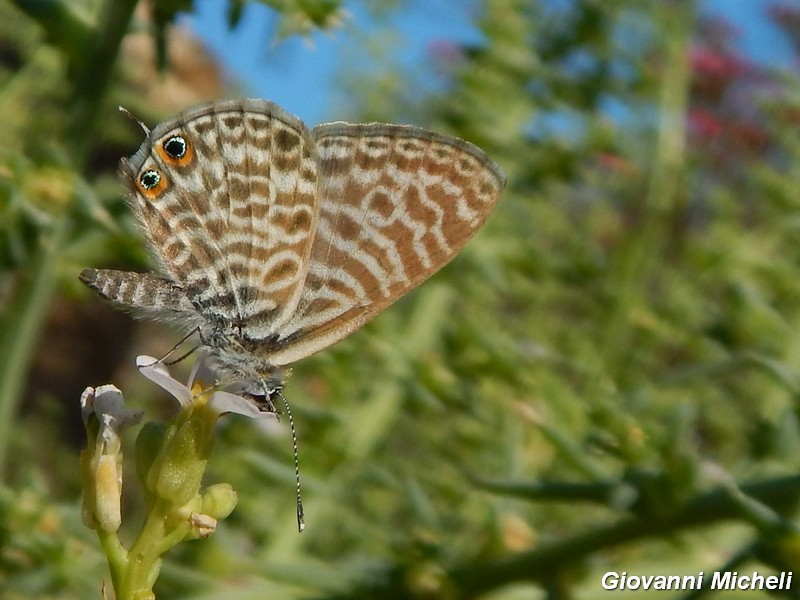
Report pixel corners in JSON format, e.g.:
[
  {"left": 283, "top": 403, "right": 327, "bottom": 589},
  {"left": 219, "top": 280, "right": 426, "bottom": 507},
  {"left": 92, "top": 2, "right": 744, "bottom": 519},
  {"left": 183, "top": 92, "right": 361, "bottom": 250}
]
[
  {"left": 158, "top": 133, "right": 194, "bottom": 165},
  {"left": 136, "top": 168, "right": 167, "bottom": 197}
]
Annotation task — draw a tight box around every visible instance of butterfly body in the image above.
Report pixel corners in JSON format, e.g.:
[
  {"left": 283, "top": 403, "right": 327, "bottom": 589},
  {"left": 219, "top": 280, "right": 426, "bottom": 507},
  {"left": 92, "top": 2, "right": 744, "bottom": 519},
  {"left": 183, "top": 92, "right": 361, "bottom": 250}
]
[{"left": 81, "top": 99, "right": 505, "bottom": 390}]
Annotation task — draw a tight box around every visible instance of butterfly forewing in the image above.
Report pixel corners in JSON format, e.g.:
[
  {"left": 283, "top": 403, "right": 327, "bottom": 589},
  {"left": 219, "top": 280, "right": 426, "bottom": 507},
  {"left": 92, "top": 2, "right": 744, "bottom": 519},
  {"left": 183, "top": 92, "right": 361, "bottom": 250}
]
[
  {"left": 122, "top": 100, "right": 319, "bottom": 335},
  {"left": 266, "top": 123, "right": 506, "bottom": 366}
]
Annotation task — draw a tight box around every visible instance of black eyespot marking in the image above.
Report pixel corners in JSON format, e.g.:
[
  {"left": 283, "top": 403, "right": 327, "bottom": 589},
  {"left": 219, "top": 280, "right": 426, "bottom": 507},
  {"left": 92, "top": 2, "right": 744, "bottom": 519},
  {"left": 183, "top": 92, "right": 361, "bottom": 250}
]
[
  {"left": 163, "top": 135, "right": 187, "bottom": 159},
  {"left": 140, "top": 170, "right": 161, "bottom": 190}
]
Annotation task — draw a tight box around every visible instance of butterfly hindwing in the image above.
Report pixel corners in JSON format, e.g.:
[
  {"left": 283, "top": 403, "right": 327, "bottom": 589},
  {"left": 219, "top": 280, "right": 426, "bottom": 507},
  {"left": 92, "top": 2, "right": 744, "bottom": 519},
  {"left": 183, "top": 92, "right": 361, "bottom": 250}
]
[{"left": 267, "top": 122, "right": 506, "bottom": 366}]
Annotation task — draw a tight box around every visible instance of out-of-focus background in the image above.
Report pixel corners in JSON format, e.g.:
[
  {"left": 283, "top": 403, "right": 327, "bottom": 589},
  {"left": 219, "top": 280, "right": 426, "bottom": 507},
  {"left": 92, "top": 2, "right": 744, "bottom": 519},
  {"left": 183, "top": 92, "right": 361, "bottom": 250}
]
[{"left": 3, "top": 0, "right": 800, "bottom": 598}]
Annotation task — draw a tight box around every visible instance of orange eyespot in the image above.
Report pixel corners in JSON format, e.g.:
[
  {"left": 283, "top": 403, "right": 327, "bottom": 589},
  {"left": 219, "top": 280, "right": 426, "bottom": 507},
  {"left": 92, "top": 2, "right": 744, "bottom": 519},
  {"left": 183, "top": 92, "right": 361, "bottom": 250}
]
[
  {"left": 156, "top": 133, "right": 194, "bottom": 166},
  {"left": 136, "top": 168, "right": 168, "bottom": 198}
]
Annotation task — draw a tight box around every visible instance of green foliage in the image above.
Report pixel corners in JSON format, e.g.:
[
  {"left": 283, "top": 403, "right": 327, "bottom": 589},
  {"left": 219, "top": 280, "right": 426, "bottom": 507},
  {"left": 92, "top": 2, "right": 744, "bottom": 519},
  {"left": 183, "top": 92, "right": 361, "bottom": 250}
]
[{"left": 4, "top": 0, "right": 800, "bottom": 598}]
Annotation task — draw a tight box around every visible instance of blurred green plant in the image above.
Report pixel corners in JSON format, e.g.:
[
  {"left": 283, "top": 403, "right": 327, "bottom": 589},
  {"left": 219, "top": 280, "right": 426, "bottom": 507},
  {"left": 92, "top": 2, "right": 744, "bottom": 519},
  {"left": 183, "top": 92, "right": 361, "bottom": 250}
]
[{"left": 4, "top": 0, "right": 800, "bottom": 598}]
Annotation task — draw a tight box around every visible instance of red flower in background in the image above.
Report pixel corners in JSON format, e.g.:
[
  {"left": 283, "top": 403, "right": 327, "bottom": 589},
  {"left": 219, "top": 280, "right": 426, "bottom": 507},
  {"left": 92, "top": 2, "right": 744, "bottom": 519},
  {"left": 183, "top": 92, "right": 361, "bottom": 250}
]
[
  {"left": 690, "top": 45, "right": 750, "bottom": 102},
  {"left": 688, "top": 108, "right": 724, "bottom": 142},
  {"left": 686, "top": 16, "right": 774, "bottom": 167}
]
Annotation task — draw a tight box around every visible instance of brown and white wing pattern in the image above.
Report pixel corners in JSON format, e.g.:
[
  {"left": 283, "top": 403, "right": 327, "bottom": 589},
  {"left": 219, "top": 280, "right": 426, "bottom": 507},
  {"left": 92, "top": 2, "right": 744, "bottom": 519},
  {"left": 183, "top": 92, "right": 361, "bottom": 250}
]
[
  {"left": 267, "top": 122, "right": 506, "bottom": 366},
  {"left": 78, "top": 268, "right": 201, "bottom": 328},
  {"left": 81, "top": 99, "right": 505, "bottom": 381},
  {"left": 112, "top": 99, "right": 319, "bottom": 341}
]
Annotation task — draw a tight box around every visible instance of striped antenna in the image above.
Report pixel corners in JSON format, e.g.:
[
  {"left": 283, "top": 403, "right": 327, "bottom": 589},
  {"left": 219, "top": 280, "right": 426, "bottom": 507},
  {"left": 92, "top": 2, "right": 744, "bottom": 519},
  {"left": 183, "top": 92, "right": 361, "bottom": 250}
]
[{"left": 275, "top": 388, "right": 305, "bottom": 532}]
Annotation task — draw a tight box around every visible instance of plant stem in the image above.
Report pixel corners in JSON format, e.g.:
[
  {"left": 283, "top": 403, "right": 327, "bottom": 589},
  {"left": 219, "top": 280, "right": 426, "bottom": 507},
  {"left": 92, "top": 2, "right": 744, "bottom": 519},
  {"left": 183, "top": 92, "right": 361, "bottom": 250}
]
[
  {"left": 120, "top": 499, "right": 172, "bottom": 600},
  {"left": 67, "top": 0, "right": 139, "bottom": 168},
  {"left": 97, "top": 529, "right": 128, "bottom": 592},
  {"left": 0, "top": 215, "right": 70, "bottom": 475},
  {"left": 449, "top": 474, "right": 800, "bottom": 597},
  {"left": 601, "top": 0, "right": 694, "bottom": 373},
  {"left": 0, "top": 0, "right": 138, "bottom": 476}
]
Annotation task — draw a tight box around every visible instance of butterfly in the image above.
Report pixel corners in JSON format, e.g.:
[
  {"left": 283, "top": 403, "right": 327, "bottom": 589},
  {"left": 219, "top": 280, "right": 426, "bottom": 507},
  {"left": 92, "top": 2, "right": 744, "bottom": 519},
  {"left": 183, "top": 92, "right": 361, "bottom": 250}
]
[
  {"left": 80, "top": 98, "right": 505, "bottom": 530},
  {"left": 81, "top": 98, "right": 505, "bottom": 396}
]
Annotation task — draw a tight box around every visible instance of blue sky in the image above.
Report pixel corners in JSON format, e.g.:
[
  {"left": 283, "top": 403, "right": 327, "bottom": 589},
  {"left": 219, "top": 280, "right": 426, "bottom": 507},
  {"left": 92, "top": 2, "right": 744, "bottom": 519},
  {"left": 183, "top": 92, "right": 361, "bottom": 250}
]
[
  {"left": 187, "top": 0, "right": 482, "bottom": 124},
  {"left": 187, "top": 0, "right": 792, "bottom": 125}
]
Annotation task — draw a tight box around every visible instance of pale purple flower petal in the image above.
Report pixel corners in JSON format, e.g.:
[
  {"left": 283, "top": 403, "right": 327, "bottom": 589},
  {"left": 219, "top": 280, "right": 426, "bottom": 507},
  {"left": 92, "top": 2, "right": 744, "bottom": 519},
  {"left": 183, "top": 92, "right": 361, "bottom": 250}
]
[
  {"left": 137, "top": 355, "right": 192, "bottom": 407},
  {"left": 136, "top": 355, "right": 276, "bottom": 420},
  {"left": 209, "top": 390, "right": 276, "bottom": 419}
]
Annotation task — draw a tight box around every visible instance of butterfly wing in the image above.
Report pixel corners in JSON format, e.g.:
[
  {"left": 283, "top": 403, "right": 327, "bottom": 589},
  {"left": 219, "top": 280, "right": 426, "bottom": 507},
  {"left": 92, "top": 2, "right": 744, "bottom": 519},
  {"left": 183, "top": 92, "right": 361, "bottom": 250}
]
[
  {"left": 79, "top": 268, "right": 202, "bottom": 328},
  {"left": 121, "top": 99, "right": 319, "bottom": 342},
  {"left": 266, "top": 123, "right": 506, "bottom": 366}
]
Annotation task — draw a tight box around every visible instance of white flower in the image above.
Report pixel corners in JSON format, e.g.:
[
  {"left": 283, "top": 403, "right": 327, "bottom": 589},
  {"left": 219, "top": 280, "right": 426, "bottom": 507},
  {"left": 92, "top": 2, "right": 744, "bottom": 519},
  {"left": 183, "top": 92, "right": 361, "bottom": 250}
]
[
  {"left": 80, "top": 385, "right": 143, "bottom": 532},
  {"left": 136, "top": 355, "right": 278, "bottom": 419},
  {"left": 80, "top": 385, "right": 143, "bottom": 454}
]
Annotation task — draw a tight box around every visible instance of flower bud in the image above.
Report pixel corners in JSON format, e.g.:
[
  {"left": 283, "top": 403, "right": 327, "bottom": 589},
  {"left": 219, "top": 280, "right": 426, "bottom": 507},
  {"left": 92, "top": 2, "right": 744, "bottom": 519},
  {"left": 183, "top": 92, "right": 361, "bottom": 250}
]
[
  {"left": 201, "top": 483, "right": 238, "bottom": 520},
  {"left": 94, "top": 454, "right": 122, "bottom": 532},
  {"left": 79, "top": 385, "right": 141, "bottom": 532},
  {"left": 154, "top": 416, "right": 209, "bottom": 505}
]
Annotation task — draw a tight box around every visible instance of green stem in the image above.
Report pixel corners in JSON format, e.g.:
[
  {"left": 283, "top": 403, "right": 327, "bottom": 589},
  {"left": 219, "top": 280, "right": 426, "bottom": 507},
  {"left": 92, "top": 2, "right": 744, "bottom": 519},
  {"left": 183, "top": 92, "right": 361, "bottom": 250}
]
[
  {"left": 11, "top": 0, "right": 92, "bottom": 63},
  {"left": 97, "top": 529, "right": 129, "bottom": 592},
  {"left": 315, "top": 474, "right": 800, "bottom": 598},
  {"left": 536, "top": 419, "right": 610, "bottom": 481},
  {"left": 12, "top": 0, "right": 139, "bottom": 167},
  {"left": 449, "top": 474, "right": 800, "bottom": 597},
  {"left": 66, "top": 0, "right": 139, "bottom": 168},
  {"left": 120, "top": 499, "right": 171, "bottom": 600},
  {"left": 0, "top": 0, "right": 139, "bottom": 476},
  {"left": 0, "top": 215, "right": 70, "bottom": 476},
  {"left": 601, "top": 0, "right": 694, "bottom": 372}
]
